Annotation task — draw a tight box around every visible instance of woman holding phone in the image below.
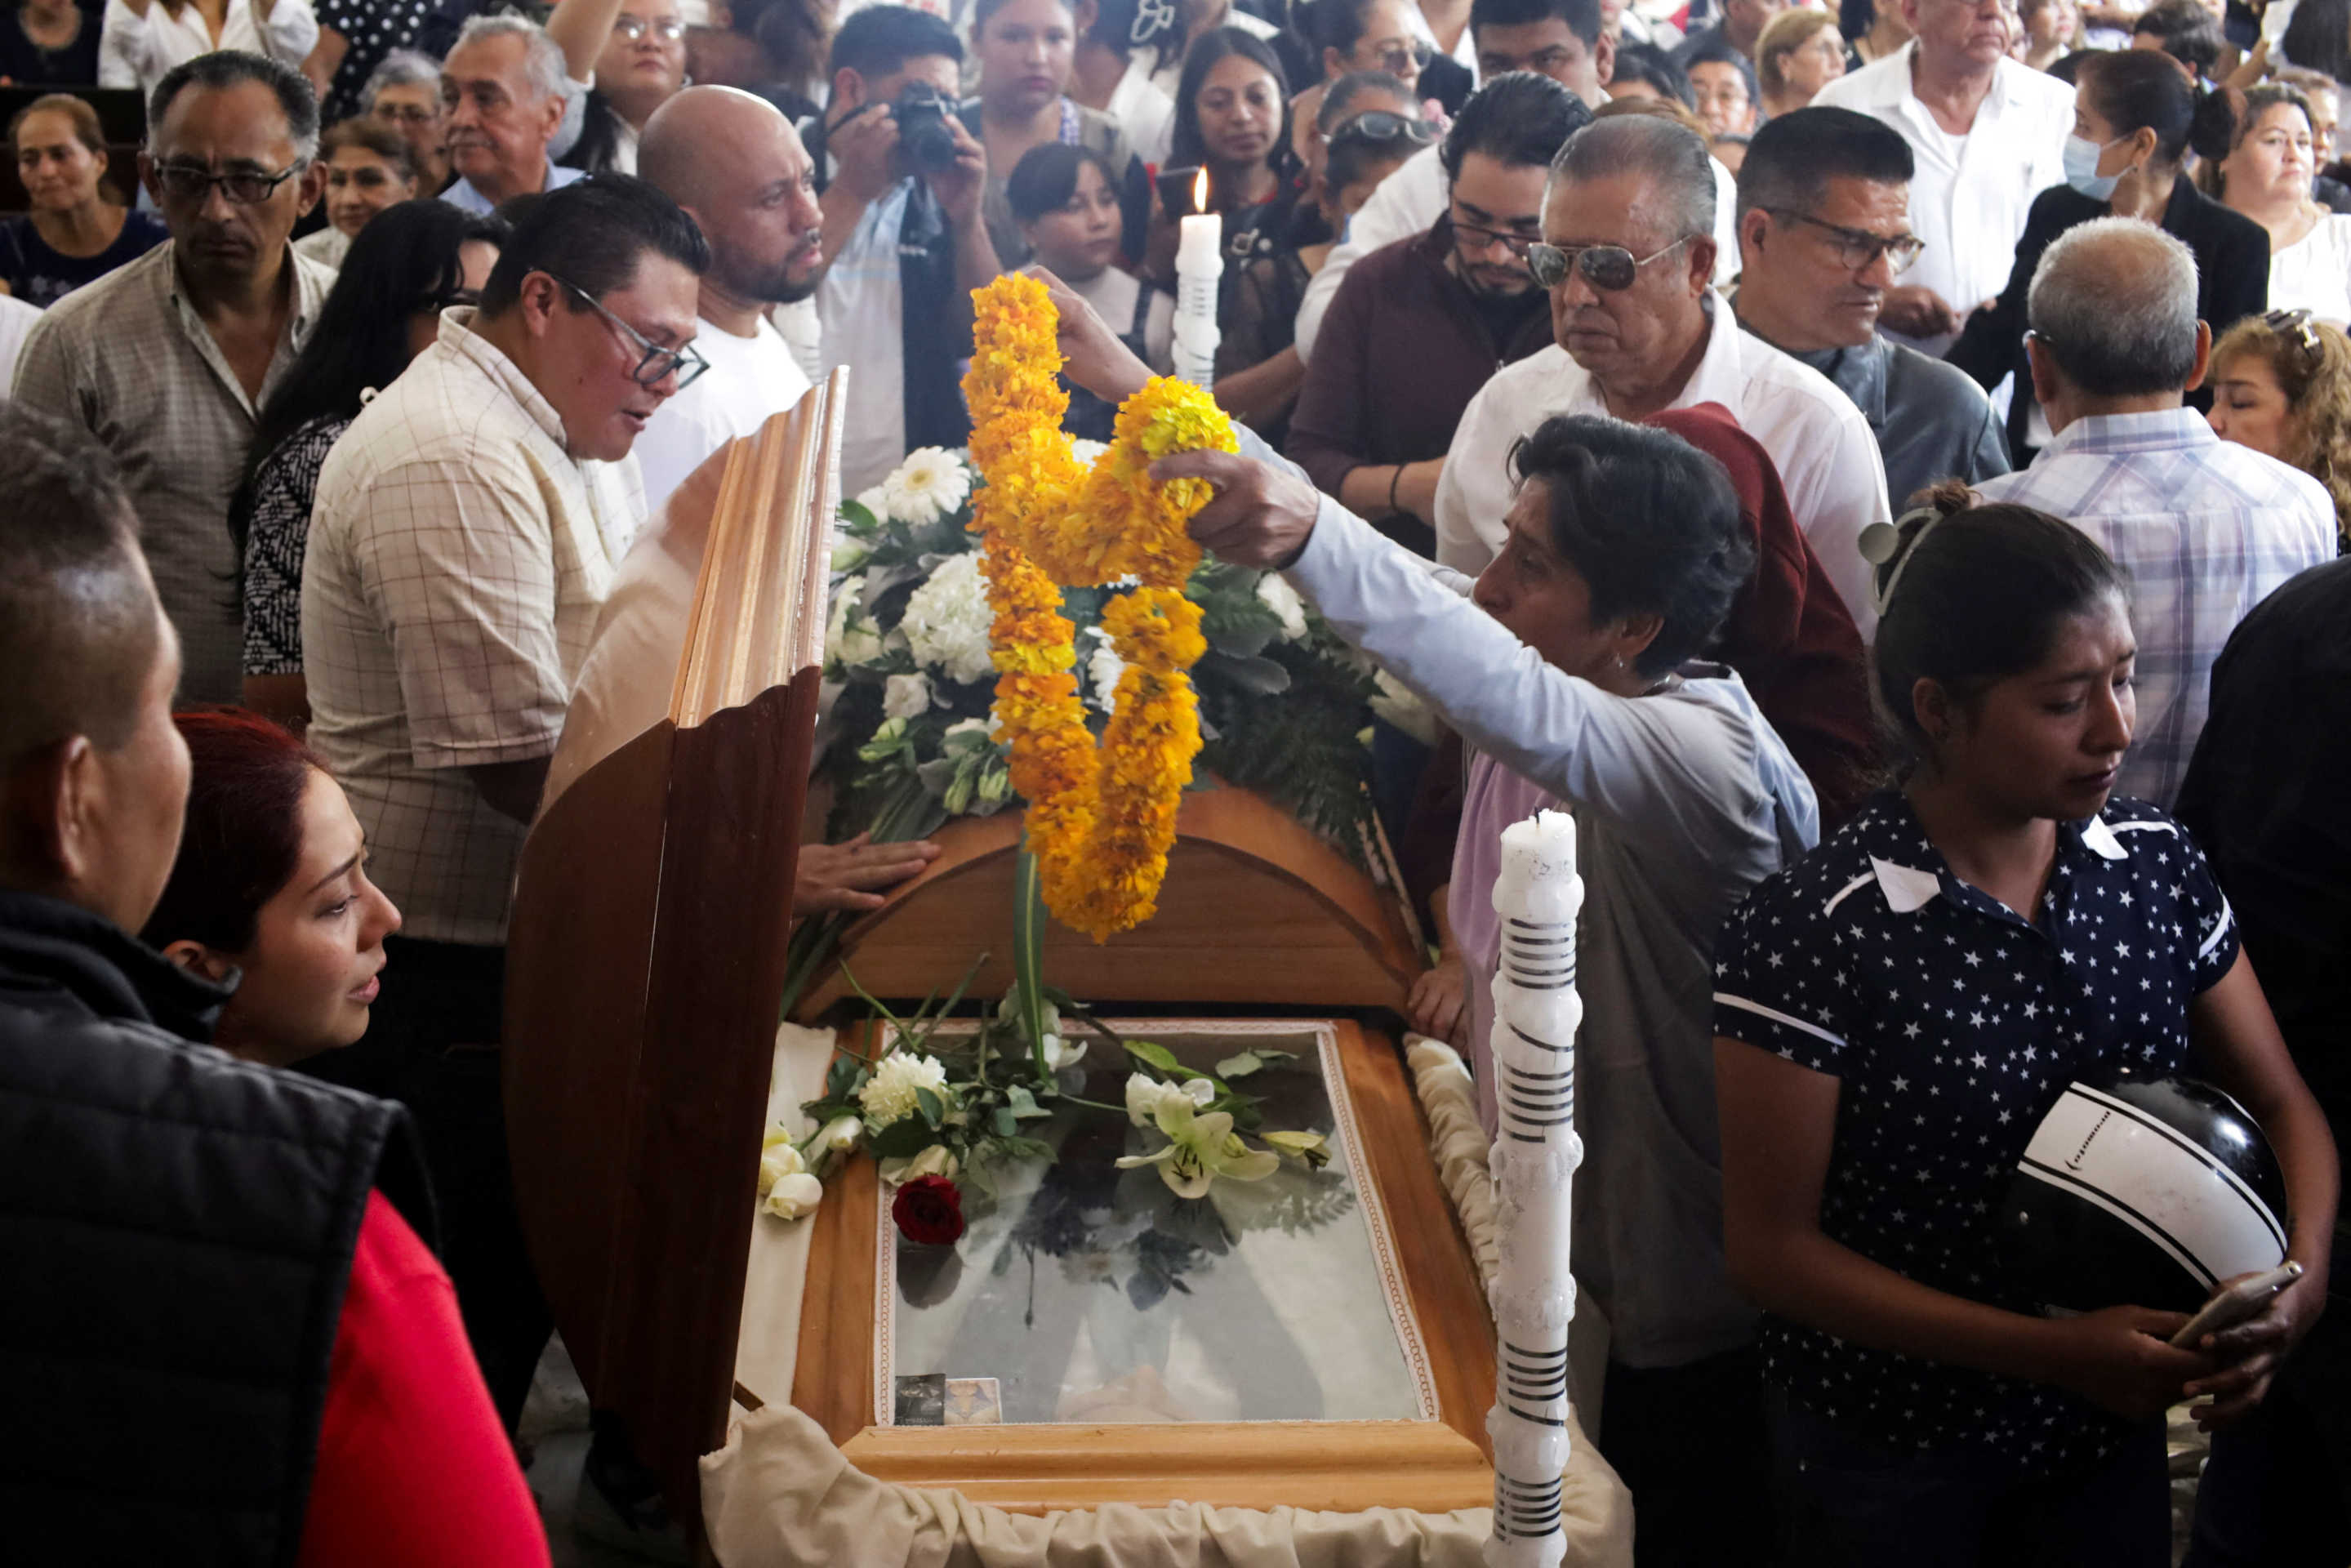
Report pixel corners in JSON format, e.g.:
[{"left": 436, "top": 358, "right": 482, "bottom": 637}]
[{"left": 1710, "top": 492, "right": 2337, "bottom": 1563}]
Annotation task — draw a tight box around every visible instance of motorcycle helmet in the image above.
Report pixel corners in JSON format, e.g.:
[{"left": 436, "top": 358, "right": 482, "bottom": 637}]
[{"left": 2001, "top": 1068, "right": 2288, "bottom": 1315}]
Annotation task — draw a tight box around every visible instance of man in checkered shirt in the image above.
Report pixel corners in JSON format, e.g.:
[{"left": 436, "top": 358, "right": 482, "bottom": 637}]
[{"left": 1975, "top": 218, "right": 2335, "bottom": 808}]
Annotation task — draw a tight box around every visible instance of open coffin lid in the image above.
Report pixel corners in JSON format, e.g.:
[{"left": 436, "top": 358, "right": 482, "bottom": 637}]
[{"left": 503, "top": 375, "right": 848, "bottom": 1525}]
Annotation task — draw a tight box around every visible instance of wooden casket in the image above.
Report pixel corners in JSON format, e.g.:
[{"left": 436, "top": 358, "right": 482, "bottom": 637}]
[{"left": 501, "top": 389, "right": 1563, "bottom": 1560}]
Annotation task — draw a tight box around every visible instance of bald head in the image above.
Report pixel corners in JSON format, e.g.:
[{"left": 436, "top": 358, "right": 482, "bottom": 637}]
[
  {"left": 2028, "top": 216, "right": 2202, "bottom": 398},
  {"left": 639, "top": 86, "right": 824, "bottom": 312}
]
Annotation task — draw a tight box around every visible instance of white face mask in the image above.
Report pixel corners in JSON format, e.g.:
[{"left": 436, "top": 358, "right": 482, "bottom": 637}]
[{"left": 2063, "top": 131, "right": 2130, "bottom": 201}]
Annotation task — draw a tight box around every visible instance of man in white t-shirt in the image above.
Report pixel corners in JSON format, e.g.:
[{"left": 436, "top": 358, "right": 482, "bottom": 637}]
[{"left": 635, "top": 86, "right": 826, "bottom": 510}]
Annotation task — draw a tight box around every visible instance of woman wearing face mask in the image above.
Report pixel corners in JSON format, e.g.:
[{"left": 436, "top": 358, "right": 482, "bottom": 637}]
[
  {"left": 962, "top": 0, "right": 1149, "bottom": 270},
  {"left": 2206, "top": 308, "right": 2351, "bottom": 547},
  {"left": 1712, "top": 491, "right": 2336, "bottom": 1565},
  {"left": 1949, "top": 48, "right": 2268, "bottom": 465},
  {"left": 2202, "top": 84, "right": 2351, "bottom": 326}
]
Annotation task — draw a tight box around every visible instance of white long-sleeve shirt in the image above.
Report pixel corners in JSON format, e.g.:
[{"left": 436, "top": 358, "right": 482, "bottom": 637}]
[
  {"left": 100, "top": 0, "right": 319, "bottom": 99},
  {"left": 1810, "top": 43, "right": 2073, "bottom": 357},
  {"left": 1292, "top": 138, "right": 1743, "bottom": 364},
  {"left": 1434, "top": 297, "right": 1891, "bottom": 633}
]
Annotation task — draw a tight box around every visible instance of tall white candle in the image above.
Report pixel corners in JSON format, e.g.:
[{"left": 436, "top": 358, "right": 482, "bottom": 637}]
[
  {"left": 1484, "top": 808, "right": 1584, "bottom": 1568},
  {"left": 1171, "top": 170, "right": 1222, "bottom": 390}
]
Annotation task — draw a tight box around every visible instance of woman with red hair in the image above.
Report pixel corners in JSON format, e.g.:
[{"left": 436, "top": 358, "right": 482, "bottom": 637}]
[{"left": 144, "top": 708, "right": 402, "bottom": 1068}]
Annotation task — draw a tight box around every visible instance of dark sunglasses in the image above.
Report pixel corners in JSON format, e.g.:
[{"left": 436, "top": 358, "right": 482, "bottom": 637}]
[
  {"left": 1325, "top": 109, "right": 1437, "bottom": 149},
  {"left": 1527, "top": 237, "right": 1690, "bottom": 292}
]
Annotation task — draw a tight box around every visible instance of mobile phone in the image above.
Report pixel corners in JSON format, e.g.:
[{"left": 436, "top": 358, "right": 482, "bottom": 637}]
[
  {"left": 2169, "top": 1260, "right": 2304, "bottom": 1348},
  {"left": 1156, "top": 163, "right": 1207, "bottom": 218}
]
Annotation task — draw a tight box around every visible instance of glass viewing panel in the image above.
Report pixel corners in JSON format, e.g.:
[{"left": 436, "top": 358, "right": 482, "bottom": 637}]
[{"left": 879, "top": 1022, "right": 1435, "bottom": 1427}]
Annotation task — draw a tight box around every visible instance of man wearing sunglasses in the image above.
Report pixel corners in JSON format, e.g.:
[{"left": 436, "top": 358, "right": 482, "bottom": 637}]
[
  {"left": 301, "top": 177, "right": 707, "bottom": 1426},
  {"left": 1436, "top": 114, "right": 1892, "bottom": 629},
  {"left": 1733, "top": 108, "right": 2010, "bottom": 512},
  {"left": 13, "top": 51, "right": 333, "bottom": 707}
]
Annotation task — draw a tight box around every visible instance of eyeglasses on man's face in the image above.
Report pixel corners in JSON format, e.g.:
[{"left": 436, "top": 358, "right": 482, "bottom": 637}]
[
  {"left": 612, "top": 13, "right": 687, "bottom": 42},
  {"left": 1366, "top": 38, "right": 1433, "bottom": 75},
  {"left": 1451, "top": 216, "right": 1540, "bottom": 261},
  {"left": 1765, "top": 207, "right": 1924, "bottom": 275},
  {"left": 550, "top": 274, "right": 709, "bottom": 390},
  {"left": 153, "top": 159, "right": 305, "bottom": 206},
  {"left": 1527, "top": 237, "right": 1690, "bottom": 292},
  {"left": 376, "top": 102, "right": 439, "bottom": 127}
]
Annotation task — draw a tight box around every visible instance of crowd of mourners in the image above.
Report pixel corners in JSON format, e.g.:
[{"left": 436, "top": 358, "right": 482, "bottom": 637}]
[{"left": 2, "top": 0, "right": 2349, "bottom": 1561}]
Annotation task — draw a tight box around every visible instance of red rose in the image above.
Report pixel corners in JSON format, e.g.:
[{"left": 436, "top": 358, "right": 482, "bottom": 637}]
[{"left": 892, "top": 1174, "right": 965, "bottom": 1245}]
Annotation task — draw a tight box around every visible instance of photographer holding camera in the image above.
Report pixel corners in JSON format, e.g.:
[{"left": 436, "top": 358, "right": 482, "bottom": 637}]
[{"left": 807, "top": 4, "right": 1003, "bottom": 493}]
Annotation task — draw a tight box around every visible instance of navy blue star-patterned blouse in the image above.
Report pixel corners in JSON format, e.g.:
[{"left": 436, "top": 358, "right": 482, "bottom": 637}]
[{"left": 1712, "top": 790, "right": 2240, "bottom": 1471}]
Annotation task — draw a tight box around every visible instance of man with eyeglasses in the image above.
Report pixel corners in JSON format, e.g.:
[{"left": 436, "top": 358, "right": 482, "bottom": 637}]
[
  {"left": 440, "top": 13, "right": 590, "bottom": 213},
  {"left": 1436, "top": 114, "right": 1891, "bottom": 627},
  {"left": 1295, "top": 0, "right": 1748, "bottom": 363},
  {"left": 1733, "top": 108, "right": 2009, "bottom": 510},
  {"left": 301, "top": 175, "right": 708, "bottom": 1429},
  {"left": 12, "top": 49, "right": 334, "bottom": 707}
]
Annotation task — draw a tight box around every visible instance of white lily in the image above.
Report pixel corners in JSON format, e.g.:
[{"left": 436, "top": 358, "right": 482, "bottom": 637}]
[
  {"left": 1262, "top": 1129, "right": 1333, "bottom": 1170},
  {"left": 1117, "top": 1094, "right": 1280, "bottom": 1199},
  {"left": 1123, "top": 1071, "right": 1211, "bottom": 1127}
]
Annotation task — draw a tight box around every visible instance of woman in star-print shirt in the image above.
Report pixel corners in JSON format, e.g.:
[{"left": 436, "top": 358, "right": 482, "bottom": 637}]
[{"left": 1711, "top": 493, "right": 2339, "bottom": 1565}]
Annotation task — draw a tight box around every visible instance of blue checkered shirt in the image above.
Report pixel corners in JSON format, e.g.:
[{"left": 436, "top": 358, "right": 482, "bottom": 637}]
[{"left": 1975, "top": 409, "right": 2336, "bottom": 806}]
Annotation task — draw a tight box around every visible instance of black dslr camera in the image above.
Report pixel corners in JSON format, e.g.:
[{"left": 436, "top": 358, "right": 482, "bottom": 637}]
[{"left": 892, "top": 83, "right": 960, "bottom": 174}]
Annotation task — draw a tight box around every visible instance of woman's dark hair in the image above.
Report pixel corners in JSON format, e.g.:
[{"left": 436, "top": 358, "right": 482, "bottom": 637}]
[
  {"left": 1007, "top": 140, "right": 1118, "bottom": 222},
  {"left": 2131, "top": 0, "right": 2225, "bottom": 78},
  {"left": 1440, "top": 69, "right": 1590, "bottom": 181},
  {"left": 2077, "top": 46, "right": 2225, "bottom": 166},
  {"left": 1839, "top": 0, "right": 1874, "bottom": 41},
  {"left": 1611, "top": 39, "right": 1693, "bottom": 107},
  {"left": 230, "top": 201, "right": 508, "bottom": 581},
  {"left": 1169, "top": 25, "right": 1291, "bottom": 172},
  {"left": 2283, "top": 0, "right": 2351, "bottom": 82},
  {"left": 724, "top": 0, "right": 832, "bottom": 88},
  {"left": 142, "top": 710, "right": 325, "bottom": 955},
  {"left": 481, "top": 172, "right": 709, "bottom": 315},
  {"left": 2195, "top": 82, "right": 2315, "bottom": 193},
  {"left": 1318, "top": 68, "right": 1414, "bottom": 132},
  {"left": 8, "top": 91, "right": 104, "bottom": 154},
  {"left": 1507, "top": 416, "right": 1755, "bottom": 679},
  {"left": 1301, "top": 0, "right": 1384, "bottom": 62},
  {"left": 1868, "top": 486, "right": 2131, "bottom": 764},
  {"left": 319, "top": 115, "right": 418, "bottom": 183}
]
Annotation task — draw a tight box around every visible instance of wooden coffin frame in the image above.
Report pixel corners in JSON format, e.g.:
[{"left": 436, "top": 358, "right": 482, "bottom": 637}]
[
  {"left": 785, "top": 1015, "right": 1498, "bottom": 1515},
  {"left": 503, "top": 378, "right": 846, "bottom": 1523}
]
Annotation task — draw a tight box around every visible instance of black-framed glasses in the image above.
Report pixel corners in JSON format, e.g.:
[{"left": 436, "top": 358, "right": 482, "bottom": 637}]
[
  {"left": 153, "top": 160, "right": 305, "bottom": 206},
  {"left": 1368, "top": 38, "right": 1434, "bottom": 75},
  {"left": 612, "top": 13, "right": 686, "bottom": 41},
  {"left": 1451, "top": 217, "right": 1539, "bottom": 261},
  {"left": 1328, "top": 109, "right": 1437, "bottom": 149},
  {"left": 1765, "top": 207, "right": 1924, "bottom": 276},
  {"left": 375, "top": 103, "right": 439, "bottom": 127},
  {"left": 1527, "top": 237, "right": 1689, "bottom": 292},
  {"left": 549, "top": 274, "right": 709, "bottom": 390},
  {"left": 2264, "top": 307, "right": 2322, "bottom": 365}
]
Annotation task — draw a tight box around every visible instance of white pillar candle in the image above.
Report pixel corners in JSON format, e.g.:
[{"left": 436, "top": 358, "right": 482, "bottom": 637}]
[
  {"left": 1483, "top": 808, "right": 1584, "bottom": 1568},
  {"left": 1171, "top": 171, "right": 1222, "bottom": 390}
]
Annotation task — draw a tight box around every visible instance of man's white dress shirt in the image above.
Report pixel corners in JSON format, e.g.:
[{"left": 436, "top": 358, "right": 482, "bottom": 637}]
[
  {"left": 1811, "top": 42, "right": 2073, "bottom": 356},
  {"left": 1435, "top": 296, "right": 1891, "bottom": 630}
]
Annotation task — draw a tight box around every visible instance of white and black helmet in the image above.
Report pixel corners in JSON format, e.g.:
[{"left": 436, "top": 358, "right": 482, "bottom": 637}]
[{"left": 2001, "top": 1070, "right": 2289, "bottom": 1316}]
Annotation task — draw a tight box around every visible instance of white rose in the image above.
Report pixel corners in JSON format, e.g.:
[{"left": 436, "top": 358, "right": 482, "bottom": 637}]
[
  {"left": 814, "top": 1115, "right": 862, "bottom": 1156},
  {"left": 883, "top": 671, "right": 933, "bottom": 719},
  {"left": 859, "top": 1049, "right": 950, "bottom": 1127},
  {"left": 763, "top": 1172, "right": 824, "bottom": 1219},
  {"left": 757, "top": 1134, "right": 808, "bottom": 1198},
  {"left": 900, "top": 553, "right": 996, "bottom": 684},
  {"left": 1255, "top": 573, "right": 1310, "bottom": 641}
]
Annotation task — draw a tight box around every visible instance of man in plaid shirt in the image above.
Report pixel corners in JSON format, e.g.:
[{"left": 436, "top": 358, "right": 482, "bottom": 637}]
[{"left": 1976, "top": 218, "right": 2335, "bottom": 808}]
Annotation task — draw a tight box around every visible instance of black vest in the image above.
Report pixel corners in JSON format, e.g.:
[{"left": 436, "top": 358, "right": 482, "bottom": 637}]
[{"left": 0, "top": 891, "right": 432, "bottom": 1566}]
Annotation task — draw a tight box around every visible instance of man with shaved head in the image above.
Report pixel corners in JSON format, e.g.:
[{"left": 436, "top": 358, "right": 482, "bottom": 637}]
[{"left": 633, "top": 83, "right": 826, "bottom": 510}]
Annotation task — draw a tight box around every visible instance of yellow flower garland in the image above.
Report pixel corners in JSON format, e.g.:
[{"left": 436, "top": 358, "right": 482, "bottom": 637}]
[{"left": 960, "top": 274, "right": 1236, "bottom": 941}]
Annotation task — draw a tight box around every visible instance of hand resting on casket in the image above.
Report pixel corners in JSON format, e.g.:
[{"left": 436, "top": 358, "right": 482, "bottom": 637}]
[{"left": 793, "top": 831, "right": 941, "bottom": 915}]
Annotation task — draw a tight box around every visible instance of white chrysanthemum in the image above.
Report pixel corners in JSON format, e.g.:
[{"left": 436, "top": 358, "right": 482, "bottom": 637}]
[
  {"left": 826, "top": 574, "right": 885, "bottom": 667},
  {"left": 859, "top": 1049, "right": 949, "bottom": 1127},
  {"left": 1085, "top": 627, "right": 1124, "bottom": 713},
  {"left": 880, "top": 447, "right": 972, "bottom": 523},
  {"left": 1256, "top": 573, "right": 1309, "bottom": 642},
  {"left": 884, "top": 671, "right": 933, "bottom": 719},
  {"left": 901, "top": 552, "right": 995, "bottom": 684}
]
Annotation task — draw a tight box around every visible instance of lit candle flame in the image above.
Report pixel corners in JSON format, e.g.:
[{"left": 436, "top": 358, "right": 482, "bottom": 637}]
[{"left": 1191, "top": 167, "right": 1209, "bottom": 214}]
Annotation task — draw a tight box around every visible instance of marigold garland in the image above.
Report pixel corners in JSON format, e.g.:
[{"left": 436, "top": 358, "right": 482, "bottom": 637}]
[{"left": 960, "top": 274, "right": 1236, "bottom": 941}]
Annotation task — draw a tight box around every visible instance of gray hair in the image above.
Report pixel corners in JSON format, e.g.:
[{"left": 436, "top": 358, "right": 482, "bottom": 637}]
[
  {"left": 448, "top": 13, "right": 570, "bottom": 104},
  {"left": 363, "top": 47, "right": 444, "bottom": 110},
  {"left": 2027, "top": 216, "right": 2201, "bottom": 397},
  {"left": 1548, "top": 115, "right": 1716, "bottom": 247},
  {"left": 146, "top": 48, "right": 319, "bottom": 162}
]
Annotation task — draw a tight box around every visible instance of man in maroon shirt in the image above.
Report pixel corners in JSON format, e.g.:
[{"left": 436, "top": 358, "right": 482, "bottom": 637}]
[{"left": 1289, "top": 71, "right": 1587, "bottom": 558}]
